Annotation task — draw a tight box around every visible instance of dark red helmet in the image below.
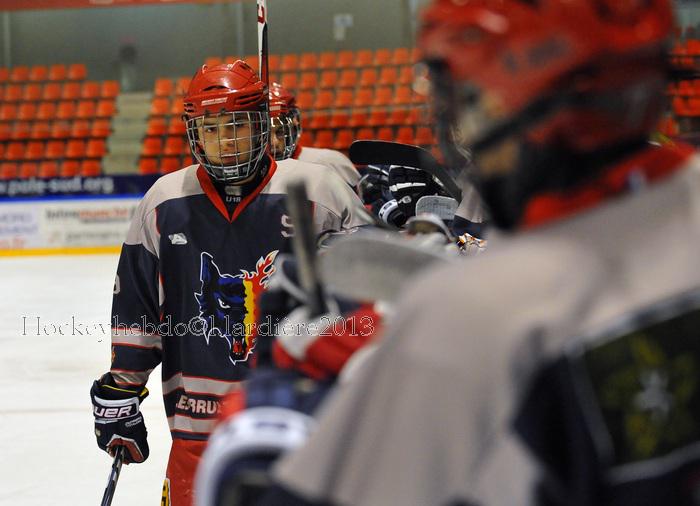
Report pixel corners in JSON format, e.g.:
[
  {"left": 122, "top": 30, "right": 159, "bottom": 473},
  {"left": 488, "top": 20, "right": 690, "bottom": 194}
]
[
  {"left": 268, "top": 82, "right": 302, "bottom": 160},
  {"left": 183, "top": 61, "right": 270, "bottom": 184},
  {"left": 419, "top": 0, "right": 673, "bottom": 228}
]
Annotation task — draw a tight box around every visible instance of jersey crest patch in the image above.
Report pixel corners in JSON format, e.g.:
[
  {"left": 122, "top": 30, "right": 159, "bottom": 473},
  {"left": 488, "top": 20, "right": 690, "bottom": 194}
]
[{"left": 194, "top": 250, "right": 278, "bottom": 365}]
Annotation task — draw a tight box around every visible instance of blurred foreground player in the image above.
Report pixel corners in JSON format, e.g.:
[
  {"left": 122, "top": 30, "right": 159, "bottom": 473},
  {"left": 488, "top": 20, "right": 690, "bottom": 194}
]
[
  {"left": 265, "top": 1, "right": 700, "bottom": 505},
  {"left": 269, "top": 82, "right": 360, "bottom": 188},
  {"left": 90, "top": 61, "right": 371, "bottom": 506}
]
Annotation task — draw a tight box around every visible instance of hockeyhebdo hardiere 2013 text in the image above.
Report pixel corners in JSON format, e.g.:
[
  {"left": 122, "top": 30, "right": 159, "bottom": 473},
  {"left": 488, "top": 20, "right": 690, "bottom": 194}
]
[{"left": 21, "top": 314, "right": 376, "bottom": 340}]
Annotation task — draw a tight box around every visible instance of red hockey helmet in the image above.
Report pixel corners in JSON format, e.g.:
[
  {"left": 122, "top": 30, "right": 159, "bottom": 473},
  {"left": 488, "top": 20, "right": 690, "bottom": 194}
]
[
  {"left": 419, "top": 0, "right": 673, "bottom": 228},
  {"left": 183, "top": 61, "right": 269, "bottom": 184},
  {"left": 269, "top": 82, "right": 302, "bottom": 160}
]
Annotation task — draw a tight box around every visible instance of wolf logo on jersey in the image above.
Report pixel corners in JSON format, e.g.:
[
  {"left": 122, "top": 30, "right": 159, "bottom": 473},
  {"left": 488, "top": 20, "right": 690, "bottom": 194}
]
[{"left": 195, "top": 251, "right": 278, "bottom": 365}]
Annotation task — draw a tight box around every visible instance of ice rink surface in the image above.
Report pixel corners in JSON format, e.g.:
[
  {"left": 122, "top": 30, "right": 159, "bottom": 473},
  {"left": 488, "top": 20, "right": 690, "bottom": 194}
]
[{"left": 0, "top": 254, "right": 170, "bottom": 505}]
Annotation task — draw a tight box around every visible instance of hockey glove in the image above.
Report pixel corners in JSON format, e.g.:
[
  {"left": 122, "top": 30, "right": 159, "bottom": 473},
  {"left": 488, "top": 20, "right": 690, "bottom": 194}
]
[{"left": 91, "top": 372, "right": 149, "bottom": 464}]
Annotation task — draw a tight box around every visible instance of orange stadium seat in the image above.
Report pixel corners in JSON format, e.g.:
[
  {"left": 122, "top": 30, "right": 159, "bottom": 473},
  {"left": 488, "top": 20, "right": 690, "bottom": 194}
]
[
  {"left": 373, "top": 86, "right": 394, "bottom": 107},
  {"left": 37, "top": 102, "right": 57, "bottom": 121},
  {"left": 298, "top": 72, "right": 317, "bottom": 90},
  {"left": 17, "top": 103, "right": 37, "bottom": 121},
  {"left": 314, "top": 130, "right": 334, "bottom": 149},
  {"left": 70, "top": 120, "right": 91, "bottom": 138},
  {"left": 150, "top": 98, "right": 170, "bottom": 116},
  {"left": 367, "top": 109, "right": 388, "bottom": 127},
  {"left": 337, "top": 51, "right": 354, "bottom": 69},
  {"left": 29, "top": 65, "right": 48, "bottom": 82},
  {"left": 164, "top": 136, "right": 185, "bottom": 156},
  {"left": 38, "top": 161, "right": 59, "bottom": 179},
  {"left": 348, "top": 111, "right": 368, "bottom": 128},
  {"left": 244, "top": 55, "right": 259, "bottom": 73},
  {"left": 91, "top": 119, "right": 111, "bottom": 138},
  {"left": 394, "top": 86, "right": 413, "bottom": 106},
  {"left": 142, "top": 137, "right": 163, "bottom": 157},
  {"left": 379, "top": 67, "right": 400, "bottom": 86},
  {"left": 205, "top": 56, "right": 223, "bottom": 67},
  {"left": 299, "top": 53, "right": 318, "bottom": 71},
  {"left": 6, "top": 142, "right": 25, "bottom": 161},
  {"left": 44, "top": 140, "right": 66, "bottom": 159},
  {"left": 81, "top": 160, "right": 101, "bottom": 177},
  {"left": 373, "top": 49, "right": 391, "bottom": 67},
  {"left": 154, "top": 78, "right": 174, "bottom": 97},
  {"left": 0, "top": 103, "right": 17, "bottom": 120},
  {"left": 319, "top": 71, "right": 338, "bottom": 89},
  {"left": 59, "top": 160, "right": 80, "bottom": 178},
  {"left": 359, "top": 68, "right": 378, "bottom": 87},
  {"left": 333, "top": 129, "right": 354, "bottom": 151},
  {"left": 30, "top": 121, "right": 51, "bottom": 140},
  {"left": 398, "top": 66, "right": 414, "bottom": 85},
  {"left": 355, "top": 127, "right": 375, "bottom": 140},
  {"left": 404, "top": 108, "right": 423, "bottom": 126},
  {"left": 268, "top": 54, "right": 280, "bottom": 72},
  {"left": 19, "top": 162, "right": 38, "bottom": 179},
  {"left": 176, "top": 77, "right": 191, "bottom": 95},
  {"left": 338, "top": 69, "right": 358, "bottom": 88},
  {"left": 396, "top": 126, "right": 415, "bottom": 145},
  {"left": 12, "top": 121, "right": 31, "bottom": 140},
  {"left": 61, "top": 82, "right": 81, "bottom": 100},
  {"left": 10, "top": 66, "right": 30, "bottom": 83},
  {"left": 1, "top": 163, "right": 19, "bottom": 180},
  {"left": 100, "top": 81, "right": 120, "bottom": 99},
  {"left": 24, "top": 141, "right": 44, "bottom": 161},
  {"left": 161, "top": 156, "right": 181, "bottom": 174},
  {"left": 96, "top": 100, "right": 116, "bottom": 118},
  {"left": 280, "top": 54, "right": 299, "bottom": 73},
  {"left": 42, "top": 82, "right": 61, "bottom": 101},
  {"left": 146, "top": 117, "right": 167, "bottom": 137},
  {"left": 296, "top": 91, "right": 314, "bottom": 110},
  {"left": 318, "top": 52, "right": 335, "bottom": 70},
  {"left": 86, "top": 139, "right": 106, "bottom": 158},
  {"left": 49, "top": 122, "right": 71, "bottom": 139},
  {"left": 81, "top": 81, "right": 100, "bottom": 99},
  {"left": 23, "top": 83, "right": 42, "bottom": 101},
  {"left": 67, "top": 63, "right": 87, "bottom": 81},
  {"left": 48, "top": 64, "right": 67, "bottom": 82},
  {"left": 170, "top": 99, "right": 184, "bottom": 116},
  {"left": 354, "top": 50, "right": 373, "bottom": 68},
  {"left": 4, "top": 84, "right": 22, "bottom": 102},
  {"left": 0, "top": 123, "right": 10, "bottom": 141},
  {"left": 353, "top": 88, "right": 374, "bottom": 108},
  {"left": 139, "top": 158, "right": 159, "bottom": 175},
  {"left": 313, "top": 90, "right": 334, "bottom": 110},
  {"left": 377, "top": 127, "right": 394, "bottom": 142},
  {"left": 65, "top": 139, "right": 86, "bottom": 158},
  {"left": 167, "top": 117, "right": 186, "bottom": 136},
  {"left": 415, "top": 126, "right": 435, "bottom": 146},
  {"left": 76, "top": 100, "right": 97, "bottom": 119},
  {"left": 0, "top": 86, "right": 4, "bottom": 101},
  {"left": 333, "top": 89, "right": 354, "bottom": 109},
  {"left": 329, "top": 112, "right": 349, "bottom": 129},
  {"left": 0, "top": 67, "right": 10, "bottom": 82},
  {"left": 309, "top": 112, "right": 330, "bottom": 130},
  {"left": 391, "top": 48, "right": 411, "bottom": 66},
  {"left": 280, "top": 73, "right": 298, "bottom": 90}
]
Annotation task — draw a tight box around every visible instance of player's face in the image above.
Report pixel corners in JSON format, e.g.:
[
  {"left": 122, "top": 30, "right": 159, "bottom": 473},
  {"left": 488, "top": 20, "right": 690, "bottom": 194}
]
[
  {"left": 270, "top": 117, "right": 286, "bottom": 158},
  {"left": 197, "top": 114, "right": 253, "bottom": 165}
]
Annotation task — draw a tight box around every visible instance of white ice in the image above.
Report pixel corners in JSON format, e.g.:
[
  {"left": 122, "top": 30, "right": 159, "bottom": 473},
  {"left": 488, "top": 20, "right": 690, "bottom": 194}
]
[{"left": 0, "top": 254, "right": 170, "bottom": 505}]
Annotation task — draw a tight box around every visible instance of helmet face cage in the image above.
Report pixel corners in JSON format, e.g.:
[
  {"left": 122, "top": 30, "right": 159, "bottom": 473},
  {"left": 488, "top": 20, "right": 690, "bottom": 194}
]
[
  {"left": 186, "top": 110, "right": 269, "bottom": 184},
  {"left": 270, "top": 107, "right": 302, "bottom": 161}
]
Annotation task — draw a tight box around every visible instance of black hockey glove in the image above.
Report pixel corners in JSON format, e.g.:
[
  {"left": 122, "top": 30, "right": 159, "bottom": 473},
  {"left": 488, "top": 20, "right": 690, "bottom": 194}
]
[
  {"left": 388, "top": 164, "right": 444, "bottom": 220},
  {"left": 91, "top": 372, "right": 149, "bottom": 464}
]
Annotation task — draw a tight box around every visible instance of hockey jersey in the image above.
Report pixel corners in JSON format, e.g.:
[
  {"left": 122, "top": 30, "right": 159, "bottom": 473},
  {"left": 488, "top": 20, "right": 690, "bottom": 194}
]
[
  {"left": 268, "top": 144, "right": 700, "bottom": 505},
  {"left": 109, "top": 156, "right": 371, "bottom": 440},
  {"left": 295, "top": 146, "right": 360, "bottom": 188}
]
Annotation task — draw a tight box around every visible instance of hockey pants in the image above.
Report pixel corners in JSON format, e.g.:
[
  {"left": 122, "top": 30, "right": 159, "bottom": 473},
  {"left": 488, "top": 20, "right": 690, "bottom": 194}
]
[{"left": 162, "top": 439, "right": 207, "bottom": 506}]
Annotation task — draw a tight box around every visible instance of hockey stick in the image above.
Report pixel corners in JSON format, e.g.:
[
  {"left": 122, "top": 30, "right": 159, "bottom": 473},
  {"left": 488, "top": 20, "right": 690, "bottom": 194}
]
[
  {"left": 257, "top": 0, "right": 269, "bottom": 89},
  {"left": 349, "top": 140, "right": 463, "bottom": 202},
  {"left": 100, "top": 446, "right": 125, "bottom": 506},
  {"left": 286, "top": 181, "right": 328, "bottom": 317}
]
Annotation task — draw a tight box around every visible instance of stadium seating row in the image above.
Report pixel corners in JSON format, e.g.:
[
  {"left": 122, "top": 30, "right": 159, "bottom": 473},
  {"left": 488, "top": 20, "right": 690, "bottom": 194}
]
[
  {"left": 0, "top": 119, "right": 111, "bottom": 141},
  {"left": 0, "top": 63, "right": 88, "bottom": 83},
  {"left": 0, "top": 160, "right": 101, "bottom": 179},
  {"left": 0, "top": 100, "right": 116, "bottom": 121},
  {"left": 0, "top": 81, "right": 119, "bottom": 102}
]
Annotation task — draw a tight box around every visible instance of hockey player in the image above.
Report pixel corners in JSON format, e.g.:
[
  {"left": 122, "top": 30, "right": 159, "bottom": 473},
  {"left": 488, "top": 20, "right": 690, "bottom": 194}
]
[
  {"left": 268, "top": 82, "right": 360, "bottom": 188},
  {"left": 90, "top": 60, "right": 371, "bottom": 506},
  {"left": 263, "top": 1, "right": 700, "bottom": 505}
]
